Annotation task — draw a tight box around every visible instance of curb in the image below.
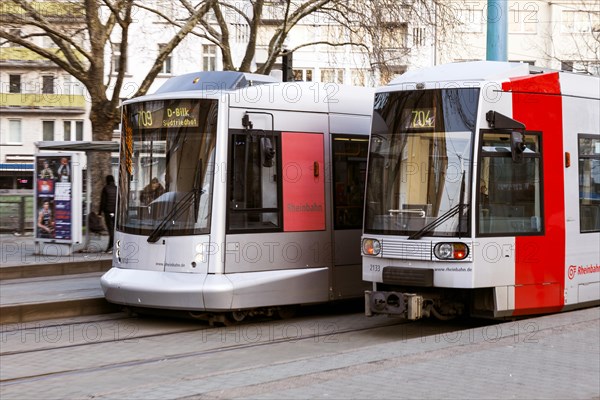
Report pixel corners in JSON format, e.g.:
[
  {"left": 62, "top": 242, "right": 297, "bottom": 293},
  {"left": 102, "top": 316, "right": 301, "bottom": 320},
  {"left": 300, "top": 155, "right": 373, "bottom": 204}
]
[
  {"left": 0, "top": 260, "right": 112, "bottom": 281},
  {"left": 0, "top": 297, "right": 120, "bottom": 324}
]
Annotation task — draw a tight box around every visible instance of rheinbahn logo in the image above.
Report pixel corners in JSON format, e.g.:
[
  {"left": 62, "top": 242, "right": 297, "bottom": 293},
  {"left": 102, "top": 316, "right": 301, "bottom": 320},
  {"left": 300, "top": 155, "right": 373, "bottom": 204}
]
[{"left": 568, "top": 264, "right": 600, "bottom": 280}]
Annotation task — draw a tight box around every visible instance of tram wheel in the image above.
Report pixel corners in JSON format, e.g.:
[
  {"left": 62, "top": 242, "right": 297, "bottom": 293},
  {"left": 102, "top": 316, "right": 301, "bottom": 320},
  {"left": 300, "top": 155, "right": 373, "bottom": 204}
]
[{"left": 231, "top": 311, "right": 247, "bottom": 322}]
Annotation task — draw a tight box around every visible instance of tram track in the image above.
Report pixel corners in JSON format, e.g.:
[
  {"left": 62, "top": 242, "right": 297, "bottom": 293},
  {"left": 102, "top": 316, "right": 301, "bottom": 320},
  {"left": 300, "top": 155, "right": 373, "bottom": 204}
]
[
  {"left": 0, "top": 313, "right": 132, "bottom": 335},
  {"left": 0, "top": 300, "right": 370, "bottom": 356},
  {"left": 1, "top": 313, "right": 422, "bottom": 385},
  {"left": 0, "top": 323, "right": 208, "bottom": 357}
]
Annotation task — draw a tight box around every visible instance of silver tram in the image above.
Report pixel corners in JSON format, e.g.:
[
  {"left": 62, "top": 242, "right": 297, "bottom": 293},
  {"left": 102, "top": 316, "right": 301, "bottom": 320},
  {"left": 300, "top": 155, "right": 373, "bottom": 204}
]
[
  {"left": 362, "top": 61, "right": 600, "bottom": 320},
  {"left": 101, "top": 71, "right": 373, "bottom": 323}
]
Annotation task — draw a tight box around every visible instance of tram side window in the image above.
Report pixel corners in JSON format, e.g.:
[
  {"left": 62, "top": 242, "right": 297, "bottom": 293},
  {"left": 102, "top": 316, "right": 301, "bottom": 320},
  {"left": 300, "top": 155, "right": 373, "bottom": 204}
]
[
  {"left": 578, "top": 135, "right": 600, "bottom": 233},
  {"left": 228, "top": 131, "right": 281, "bottom": 232},
  {"left": 477, "top": 132, "right": 543, "bottom": 236},
  {"left": 332, "top": 135, "right": 369, "bottom": 229}
]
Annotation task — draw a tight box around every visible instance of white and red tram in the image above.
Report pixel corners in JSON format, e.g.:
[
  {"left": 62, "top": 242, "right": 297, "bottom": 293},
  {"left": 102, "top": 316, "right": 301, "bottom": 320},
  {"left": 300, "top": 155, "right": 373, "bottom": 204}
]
[
  {"left": 101, "top": 71, "right": 373, "bottom": 323},
  {"left": 362, "top": 61, "right": 600, "bottom": 319}
]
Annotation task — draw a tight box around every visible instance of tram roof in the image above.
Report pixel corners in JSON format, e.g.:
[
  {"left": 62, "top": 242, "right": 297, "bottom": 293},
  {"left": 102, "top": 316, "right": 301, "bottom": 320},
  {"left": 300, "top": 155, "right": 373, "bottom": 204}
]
[
  {"left": 154, "top": 71, "right": 278, "bottom": 94},
  {"left": 387, "top": 61, "right": 532, "bottom": 87},
  {"left": 386, "top": 61, "right": 599, "bottom": 99}
]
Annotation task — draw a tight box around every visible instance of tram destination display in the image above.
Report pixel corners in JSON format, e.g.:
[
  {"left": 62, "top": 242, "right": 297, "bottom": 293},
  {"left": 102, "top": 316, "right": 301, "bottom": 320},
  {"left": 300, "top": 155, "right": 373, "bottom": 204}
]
[{"left": 135, "top": 100, "right": 200, "bottom": 130}]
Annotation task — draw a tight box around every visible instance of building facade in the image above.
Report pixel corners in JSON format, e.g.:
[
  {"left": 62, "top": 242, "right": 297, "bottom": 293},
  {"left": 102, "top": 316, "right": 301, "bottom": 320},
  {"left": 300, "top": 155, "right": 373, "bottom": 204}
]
[
  {"left": 0, "top": 8, "right": 90, "bottom": 190},
  {"left": 437, "top": 0, "right": 599, "bottom": 74}
]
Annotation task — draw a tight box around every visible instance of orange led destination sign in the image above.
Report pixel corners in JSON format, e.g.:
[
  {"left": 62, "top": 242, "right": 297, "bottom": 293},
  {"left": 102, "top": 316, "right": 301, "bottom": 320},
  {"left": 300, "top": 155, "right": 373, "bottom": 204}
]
[
  {"left": 402, "top": 107, "right": 436, "bottom": 130},
  {"left": 137, "top": 100, "right": 199, "bottom": 129}
]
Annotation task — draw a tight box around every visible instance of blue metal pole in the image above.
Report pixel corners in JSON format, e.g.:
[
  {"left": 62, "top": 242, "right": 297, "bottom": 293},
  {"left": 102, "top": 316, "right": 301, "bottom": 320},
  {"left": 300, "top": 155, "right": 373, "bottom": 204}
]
[{"left": 486, "top": 0, "right": 508, "bottom": 61}]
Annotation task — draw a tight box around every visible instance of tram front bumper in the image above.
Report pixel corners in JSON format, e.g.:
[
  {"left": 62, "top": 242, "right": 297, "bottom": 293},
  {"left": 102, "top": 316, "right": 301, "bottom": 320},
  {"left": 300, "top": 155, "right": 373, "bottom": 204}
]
[{"left": 365, "top": 290, "right": 424, "bottom": 320}]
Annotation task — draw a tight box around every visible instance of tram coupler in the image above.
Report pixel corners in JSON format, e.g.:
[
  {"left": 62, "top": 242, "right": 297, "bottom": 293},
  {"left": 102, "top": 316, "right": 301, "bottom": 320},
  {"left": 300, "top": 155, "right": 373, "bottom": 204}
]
[{"left": 365, "top": 290, "right": 424, "bottom": 320}]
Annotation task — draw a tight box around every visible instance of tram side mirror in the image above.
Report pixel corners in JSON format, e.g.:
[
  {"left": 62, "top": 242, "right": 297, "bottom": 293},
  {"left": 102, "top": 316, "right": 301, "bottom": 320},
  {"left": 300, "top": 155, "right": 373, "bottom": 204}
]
[
  {"left": 510, "top": 131, "right": 526, "bottom": 163},
  {"left": 261, "top": 137, "right": 276, "bottom": 167}
]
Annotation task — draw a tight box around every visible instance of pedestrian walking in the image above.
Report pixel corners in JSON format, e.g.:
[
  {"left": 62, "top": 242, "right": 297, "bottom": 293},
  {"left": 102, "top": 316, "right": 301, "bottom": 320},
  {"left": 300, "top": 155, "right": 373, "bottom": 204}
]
[{"left": 99, "top": 175, "right": 117, "bottom": 253}]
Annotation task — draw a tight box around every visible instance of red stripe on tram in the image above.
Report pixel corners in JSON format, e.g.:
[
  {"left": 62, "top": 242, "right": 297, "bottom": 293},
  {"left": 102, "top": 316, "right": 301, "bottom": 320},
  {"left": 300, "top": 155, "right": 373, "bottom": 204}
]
[{"left": 502, "top": 72, "right": 566, "bottom": 315}]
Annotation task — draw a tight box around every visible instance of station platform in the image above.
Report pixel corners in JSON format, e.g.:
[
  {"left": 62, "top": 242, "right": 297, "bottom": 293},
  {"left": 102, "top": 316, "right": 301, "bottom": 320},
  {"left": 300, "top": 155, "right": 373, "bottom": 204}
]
[{"left": 0, "top": 233, "right": 116, "bottom": 324}]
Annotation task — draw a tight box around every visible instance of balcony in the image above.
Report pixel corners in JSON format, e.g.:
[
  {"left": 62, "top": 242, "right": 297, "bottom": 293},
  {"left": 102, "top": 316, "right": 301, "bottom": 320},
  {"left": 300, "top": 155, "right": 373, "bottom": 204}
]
[
  {"left": 0, "top": 93, "right": 86, "bottom": 114},
  {"left": 0, "top": 48, "right": 85, "bottom": 67}
]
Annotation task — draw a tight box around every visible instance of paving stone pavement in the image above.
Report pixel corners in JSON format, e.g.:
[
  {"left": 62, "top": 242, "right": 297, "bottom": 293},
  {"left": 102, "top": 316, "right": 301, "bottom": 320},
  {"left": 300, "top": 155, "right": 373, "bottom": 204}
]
[
  {"left": 3, "top": 307, "right": 595, "bottom": 400},
  {"left": 187, "top": 307, "right": 600, "bottom": 400}
]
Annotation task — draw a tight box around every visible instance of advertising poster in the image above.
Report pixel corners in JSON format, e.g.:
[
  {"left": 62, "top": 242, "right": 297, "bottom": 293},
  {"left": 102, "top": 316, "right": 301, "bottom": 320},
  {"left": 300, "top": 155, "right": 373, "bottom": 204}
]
[{"left": 35, "top": 155, "right": 73, "bottom": 241}]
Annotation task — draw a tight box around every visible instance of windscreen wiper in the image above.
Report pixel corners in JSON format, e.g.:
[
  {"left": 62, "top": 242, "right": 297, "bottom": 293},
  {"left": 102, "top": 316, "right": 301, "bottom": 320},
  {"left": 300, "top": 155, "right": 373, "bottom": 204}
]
[
  {"left": 147, "top": 189, "right": 203, "bottom": 243},
  {"left": 407, "top": 204, "right": 466, "bottom": 240},
  {"left": 408, "top": 172, "right": 468, "bottom": 240}
]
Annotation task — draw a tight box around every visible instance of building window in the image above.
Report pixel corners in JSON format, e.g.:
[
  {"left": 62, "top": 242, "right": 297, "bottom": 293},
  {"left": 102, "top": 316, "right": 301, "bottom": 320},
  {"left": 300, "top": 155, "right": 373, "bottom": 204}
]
[
  {"left": 351, "top": 69, "right": 369, "bottom": 86},
  {"left": 509, "top": 8, "right": 538, "bottom": 34},
  {"left": 321, "top": 68, "right": 344, "bottom": 84},
  {"left": 75, "top": 121, "right": 83, "bottom": 140},
  {"left": 561, "top": 10, "right": 600, "bottom": 33},
  {"left": 43, "top": 121, "right": 55, "bottom": 141},
  {"left": 64, "top": 120, "right": 83, "bottom": 141},
  {"left": 413, "top": 27, "right": 426, "bottom": 46},
  {"left": 477, "top": 131, "right": 543, "bottom": 236},
  {"left": 42, "top": 75, "right": 55, "bottom": 94},
  {"left": 509, "top": 60, "right": 535, "bottom": 66},
  {"left": 112, "top": 42, "right": 126, "bottom": 74},
  {"left": 159, "top": 44, "right": 172, "bottom": 74},
  {"left": 380, "top": 23, "right": 407, "bottom": 49},
  {"left": 561, "top": 60, "right": 600, "bottom": 76},
  {"left": 202, "top": 44, "right": 216, "bottom": 71},
  {"left": 9, "top": 75, "right": 21, "bottom": 93},
  {"left": 292, "top": 69, "right": 313, "bottom": 82},
  {"left": 233, "top": 24, "right": 249, "bottom": 43},
  {"left": 579, "top": 135, "right": 600, "bottom": 232},
  {"left": 8, "top": 120, "right": 22, "bottom": 143}
]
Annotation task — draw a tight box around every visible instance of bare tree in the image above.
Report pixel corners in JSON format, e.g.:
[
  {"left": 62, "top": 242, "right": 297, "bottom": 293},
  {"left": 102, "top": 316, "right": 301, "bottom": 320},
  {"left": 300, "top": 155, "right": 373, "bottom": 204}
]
[
  {"left": 178, "top": 0, "right": 456, "bottom": 83},
  {"left": 147, "top": 0, "right": 457, "bottom": 83}
]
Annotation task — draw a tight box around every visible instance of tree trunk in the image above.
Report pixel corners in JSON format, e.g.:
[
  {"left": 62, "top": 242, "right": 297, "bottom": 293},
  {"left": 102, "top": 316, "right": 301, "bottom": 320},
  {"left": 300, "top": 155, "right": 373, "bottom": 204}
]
[{"left": 88, "top": 99, "right": 119, "bottom": 215}]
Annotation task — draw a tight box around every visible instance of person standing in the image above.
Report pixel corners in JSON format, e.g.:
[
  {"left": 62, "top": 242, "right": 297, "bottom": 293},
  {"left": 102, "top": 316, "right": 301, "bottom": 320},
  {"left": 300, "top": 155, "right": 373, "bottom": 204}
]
[
  {"left": 99, "top": 175, "right": 117, "bottom": 253},
  {"left": 141, "top": 177, "right": 165, "bottom": 205}
]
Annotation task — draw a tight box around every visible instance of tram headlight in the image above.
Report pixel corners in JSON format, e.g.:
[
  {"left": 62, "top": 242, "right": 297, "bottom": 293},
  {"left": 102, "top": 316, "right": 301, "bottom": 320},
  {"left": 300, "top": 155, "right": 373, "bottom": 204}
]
[
  {"left": 362, "top": 238, "right": 381, "bottom": 256},
  {"left": 433, "top": 242, "right": 468, "bottom": 260}
]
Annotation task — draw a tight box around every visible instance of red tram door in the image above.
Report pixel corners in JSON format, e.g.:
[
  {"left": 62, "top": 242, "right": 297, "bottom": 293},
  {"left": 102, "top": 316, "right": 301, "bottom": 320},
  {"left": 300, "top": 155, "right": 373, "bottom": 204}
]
[{"left": 281, "top": 132, "right": 326, "bottom": 232}]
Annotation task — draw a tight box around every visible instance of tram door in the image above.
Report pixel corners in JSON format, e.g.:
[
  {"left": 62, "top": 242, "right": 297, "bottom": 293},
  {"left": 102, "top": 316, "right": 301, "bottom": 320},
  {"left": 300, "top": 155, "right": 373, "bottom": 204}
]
[
  {"left": 281, "top": 132, "right": 325, "bottom": 232},
  {"left": 331, "top": 134, "right": 369, "bottom": 298}
]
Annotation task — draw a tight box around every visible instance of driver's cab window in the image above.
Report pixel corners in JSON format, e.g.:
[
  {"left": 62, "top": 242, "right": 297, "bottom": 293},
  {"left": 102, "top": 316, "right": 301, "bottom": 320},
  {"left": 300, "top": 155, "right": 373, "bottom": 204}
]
[
  {"left": 228, "top": 130, "right": 281, "bottom": 232},
  {"left": 477, "top": 131, "right": 543, "bottom": 236}
]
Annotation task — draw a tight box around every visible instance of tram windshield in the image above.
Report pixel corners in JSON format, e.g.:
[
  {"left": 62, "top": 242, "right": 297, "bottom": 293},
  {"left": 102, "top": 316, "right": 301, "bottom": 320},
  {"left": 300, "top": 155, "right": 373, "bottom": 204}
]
[
  {"left": 116, "top": 99, "right": 218, "bottom": 237},
  {"left": 364, "top": 88, "right": 479, "bottom": 237}
]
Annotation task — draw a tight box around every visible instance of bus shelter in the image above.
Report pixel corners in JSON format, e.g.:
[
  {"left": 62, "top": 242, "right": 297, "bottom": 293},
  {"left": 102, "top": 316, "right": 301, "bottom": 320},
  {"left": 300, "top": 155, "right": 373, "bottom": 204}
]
[{"left": 34, "top": 141, "right": 120, "bottom": 254}]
